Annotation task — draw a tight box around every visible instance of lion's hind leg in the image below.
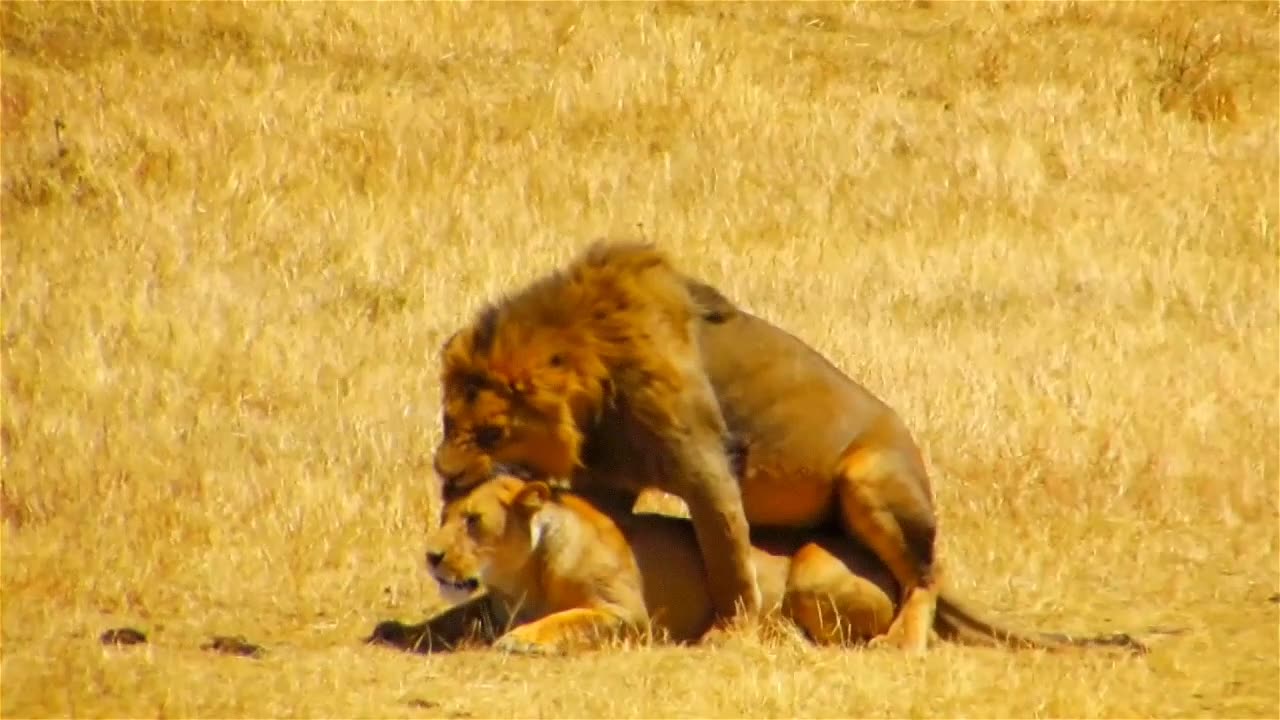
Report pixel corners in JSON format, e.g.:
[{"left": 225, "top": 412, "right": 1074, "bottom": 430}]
[
  {"left": 493, "top": 607, "right": 642, "bottom": 655},
  {"left": 832, "top": 433, "right": 940, "bottom": 653},
  {"left": 782, "top": 542, "right": 898, "bottom": 646}
]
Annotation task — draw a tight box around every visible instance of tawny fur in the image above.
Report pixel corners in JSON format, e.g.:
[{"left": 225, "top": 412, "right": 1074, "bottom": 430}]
[
  {"left": 431, "top": 238, "right": 1081, "bottom": 650},
  {"left": 435, "top": 240, "right": 762, "bottom": 626}
]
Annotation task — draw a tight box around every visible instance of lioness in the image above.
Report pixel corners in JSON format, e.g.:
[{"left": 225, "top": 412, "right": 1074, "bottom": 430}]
[
  {"left": 433, "top": 240, "right": 943, "bottom": 650},
  {"left": 373, "top": 473, "right": 1147, "bottom": 656}
]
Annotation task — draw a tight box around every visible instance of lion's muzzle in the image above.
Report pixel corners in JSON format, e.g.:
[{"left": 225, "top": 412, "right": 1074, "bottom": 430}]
[
  {"left": 433, "top": 447, "right": 491, "bottom": 502},
  {"left": 433, "top": 454, "right": 466, "bottom": 486}
]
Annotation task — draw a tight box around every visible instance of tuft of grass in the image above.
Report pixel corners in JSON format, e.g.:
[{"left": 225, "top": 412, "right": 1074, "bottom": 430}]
[
  {"left": 1154, "top": 20, "right": 1240, "bottom": 123},
  {"left": 2, "top": 1, "right": 1277, "bottom": 718}
]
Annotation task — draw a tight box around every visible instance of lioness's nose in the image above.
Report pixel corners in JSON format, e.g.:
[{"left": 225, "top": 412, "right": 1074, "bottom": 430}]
[{"left": 425, "top": 551, "right": 444, "bottom": 568}]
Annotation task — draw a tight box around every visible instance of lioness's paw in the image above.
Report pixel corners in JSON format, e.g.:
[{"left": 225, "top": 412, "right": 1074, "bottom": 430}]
[{"left": 494, "top": 632, "right": 561, "bottom": 656}]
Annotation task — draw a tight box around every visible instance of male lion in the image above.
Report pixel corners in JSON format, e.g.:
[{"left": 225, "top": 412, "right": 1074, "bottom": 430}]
[
  {"left": 369, "top": 473, "right": 1148, "bottom": 655},
  {"left": 434, "top": 240, "right": 936, "bottom": 649}
]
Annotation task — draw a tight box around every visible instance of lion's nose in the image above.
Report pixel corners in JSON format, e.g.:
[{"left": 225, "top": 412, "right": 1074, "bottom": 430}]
[{"left": 425, "top": 551, "right": 444, "bottom": 568}]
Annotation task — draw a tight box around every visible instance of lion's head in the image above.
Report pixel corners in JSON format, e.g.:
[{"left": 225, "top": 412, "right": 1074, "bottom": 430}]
[
  {"left": 423, "top": 473, "right": 555, "bottom": 604},
  {"left": 432, "top": 240, "right": 698, "bottom": 499},
  {"left": 433, "top": 301, "right": 617, "bottom": 499}
]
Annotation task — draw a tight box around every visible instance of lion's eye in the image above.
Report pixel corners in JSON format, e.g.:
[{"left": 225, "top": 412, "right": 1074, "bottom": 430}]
[
  {"left": 473, "top": 425, "right": 505, "bottom": 450},
  {"left": 549, "top": 353, "right": 565, "bottom": 367},
  {"left": 462, "top": 376, "right": 484, "bottom": 404},
  {"left": 464, "top": 513, "right": 481, "bottom": 531}
]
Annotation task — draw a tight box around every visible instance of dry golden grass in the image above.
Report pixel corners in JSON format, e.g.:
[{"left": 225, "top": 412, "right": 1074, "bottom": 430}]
[{"left": 2, "top": 1, "right": 1278, "bottom": 717}]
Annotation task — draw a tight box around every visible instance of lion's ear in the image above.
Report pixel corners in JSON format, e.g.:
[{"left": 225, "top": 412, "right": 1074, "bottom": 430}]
[
  {"left": 683, "top": 276, "right": 737, "bottom": 323},
  {"left": 513, "top": 481, "right": 552, "bottom": 516}
]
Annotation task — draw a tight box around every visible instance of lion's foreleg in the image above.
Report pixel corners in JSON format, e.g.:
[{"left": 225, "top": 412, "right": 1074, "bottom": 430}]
[
  {"left": 493, "top": 607, "right": 638, "bottom": 654},
  {"left": 622, "top": 359, "right": 763, "bottom": 624},
  {"left": 676, "top": 448, "right": 762, "bottom": 622}
]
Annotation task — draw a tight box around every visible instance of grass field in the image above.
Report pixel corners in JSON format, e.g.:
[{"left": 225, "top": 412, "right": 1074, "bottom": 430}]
[{"left": 2, "top": 1, "right": 1278, "bottom": 717}]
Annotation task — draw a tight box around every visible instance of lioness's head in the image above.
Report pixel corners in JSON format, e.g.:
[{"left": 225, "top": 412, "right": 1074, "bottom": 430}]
[
  {"left": 433, "top": 302, "right": 612, "bottom": 501},
  {"left": 423, "top": 473, "right": 556, "bottom": 604}
]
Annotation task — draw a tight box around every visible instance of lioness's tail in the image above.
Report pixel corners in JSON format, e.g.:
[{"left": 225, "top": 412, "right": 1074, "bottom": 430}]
[{"left": 933, "top": 593, "right": 1149, "bottom": 655}]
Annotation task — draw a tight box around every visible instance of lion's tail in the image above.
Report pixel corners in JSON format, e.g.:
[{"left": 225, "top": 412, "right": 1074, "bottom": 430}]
[{"left": 933, "top": 592, "right": 1149, "bottom": 655}]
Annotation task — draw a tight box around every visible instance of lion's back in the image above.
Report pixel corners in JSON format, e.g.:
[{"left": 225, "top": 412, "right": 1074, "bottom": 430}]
[{"left": 698, "top": 305, "right": 926, "bottom": 479}]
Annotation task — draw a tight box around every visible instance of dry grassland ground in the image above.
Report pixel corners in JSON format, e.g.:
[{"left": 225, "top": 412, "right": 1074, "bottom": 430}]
[{"left": 2, "top": 1, "right": 1278, "bottom": 717}]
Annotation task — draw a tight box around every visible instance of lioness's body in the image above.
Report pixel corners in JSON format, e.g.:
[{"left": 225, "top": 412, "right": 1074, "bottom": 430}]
[
  {"left": 433, "top": 240, "right": 942, "bottom": 649},
  {"left": 419, "top": 475, "right": 898, "bottom": 652},
  {"left": 391, "top": 475, "right": 1147, "bottom": 655}
]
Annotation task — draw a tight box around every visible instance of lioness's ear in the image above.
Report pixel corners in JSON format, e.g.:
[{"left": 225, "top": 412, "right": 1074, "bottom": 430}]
[{"left": 513, "top": 481, "right": 552, "bottom": 516}]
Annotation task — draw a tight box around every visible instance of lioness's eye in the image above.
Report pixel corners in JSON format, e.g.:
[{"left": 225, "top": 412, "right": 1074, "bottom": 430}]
[
  {"left": 473, "top": 425, "right": 504, "bottom": 450},
  {"left": 464, "top": 513, "right": 481, "bottom": 531}
]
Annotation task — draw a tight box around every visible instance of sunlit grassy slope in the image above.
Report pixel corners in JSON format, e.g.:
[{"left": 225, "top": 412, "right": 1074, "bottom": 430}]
[{"left": 2, "top": 1, "right": 1278, "bottom": 717}]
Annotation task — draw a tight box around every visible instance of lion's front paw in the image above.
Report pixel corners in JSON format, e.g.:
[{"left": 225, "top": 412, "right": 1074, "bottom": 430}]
[
  {"left": 867, "top": 624, "right": 928, "bottom": 654},
  {"left": 698, "top": 613, "right": 763, "bottom": 648}
]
